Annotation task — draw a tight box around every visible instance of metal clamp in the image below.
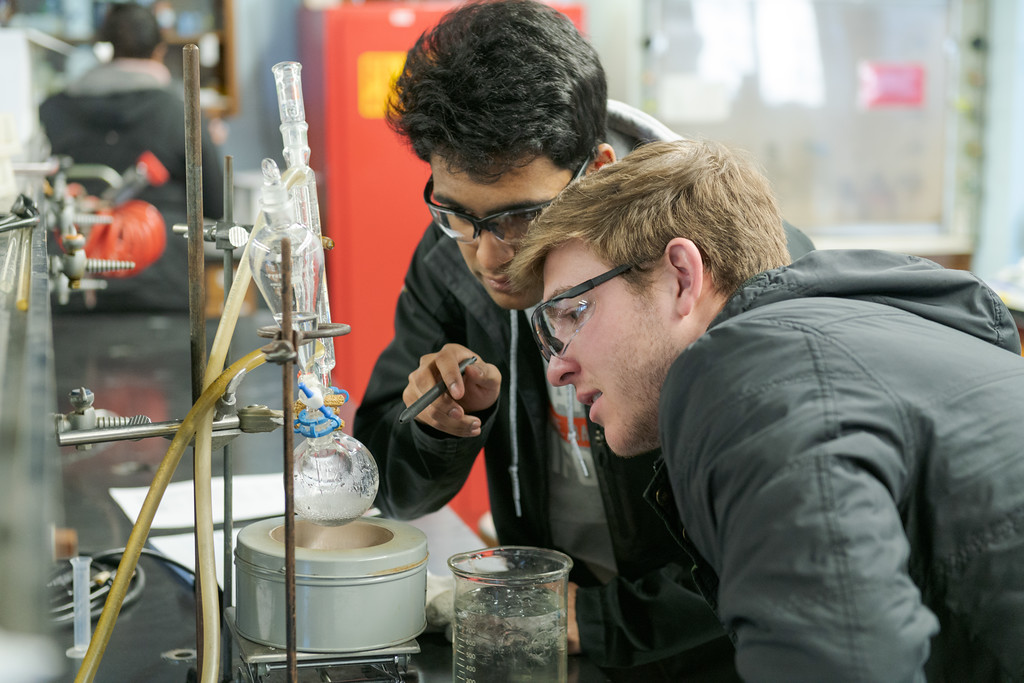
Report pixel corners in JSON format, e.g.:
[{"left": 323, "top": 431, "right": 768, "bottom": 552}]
[{"left": 256, "top": 321, "right": 351, "bottom": 364}]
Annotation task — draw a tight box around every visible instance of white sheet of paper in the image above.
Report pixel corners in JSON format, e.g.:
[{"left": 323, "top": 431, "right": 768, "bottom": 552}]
[
  {"left": 109, "top": 473, "right": 285, "bottom": 529},
  {"left": 405, "top": 506, "right": 486, "bottom": 575}
]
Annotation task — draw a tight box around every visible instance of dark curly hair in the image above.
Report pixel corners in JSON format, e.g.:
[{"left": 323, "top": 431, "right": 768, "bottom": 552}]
[
  {"left": 100, "top": 3, "right": 163, "bottom": 60},
  {"left": 386, "top": 0, "right": 607, "bottom": 182}
]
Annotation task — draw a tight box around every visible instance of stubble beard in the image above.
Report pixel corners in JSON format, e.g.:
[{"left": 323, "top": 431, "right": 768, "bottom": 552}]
[{"left": 610, "top": 310, "right": 679, "bottom": 457}]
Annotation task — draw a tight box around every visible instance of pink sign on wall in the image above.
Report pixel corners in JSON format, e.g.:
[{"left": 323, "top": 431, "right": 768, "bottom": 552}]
[{"left": 858, "top": 62, "right": 926, "bottom": 108}]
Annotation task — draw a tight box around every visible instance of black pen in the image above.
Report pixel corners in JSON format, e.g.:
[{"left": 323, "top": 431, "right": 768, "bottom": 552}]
[{"left": 398, "top": 356, "right": 478, "bottom": 425}]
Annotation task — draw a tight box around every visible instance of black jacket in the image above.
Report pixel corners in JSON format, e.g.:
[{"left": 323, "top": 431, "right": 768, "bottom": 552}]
[
  {"left": 656, "top": 250, "right": 1024, "bottom": 681},
  {"left": 354, "top": 102, "right": 812, "bottom": 679},
  {"left": 39, "top": 65, "right": 223, "bottom": 312}
]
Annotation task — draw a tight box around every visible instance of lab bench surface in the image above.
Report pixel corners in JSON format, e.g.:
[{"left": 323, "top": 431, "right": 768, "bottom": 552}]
[{"left": 49, "top": 311, "right": 613, "bottom": 682}]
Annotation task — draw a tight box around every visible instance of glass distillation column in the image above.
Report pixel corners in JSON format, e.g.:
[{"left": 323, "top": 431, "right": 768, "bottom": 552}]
[
  {"left": 249, "top": 158, "right": 323, "bottom": 357},
  {"left": 249, "top": 158, "right": 377, "bottom": 526},
  {"left": 272, "top": 60, "right": 335, "bottom": 390}
]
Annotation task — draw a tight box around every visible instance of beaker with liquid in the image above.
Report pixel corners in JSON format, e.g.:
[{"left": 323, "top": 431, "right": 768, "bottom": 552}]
[{"left": 448, "top": 546, "right": 573, "bottom": 683}]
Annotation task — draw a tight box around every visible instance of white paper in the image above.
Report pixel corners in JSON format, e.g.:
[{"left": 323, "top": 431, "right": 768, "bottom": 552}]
[
  {"left": 405, "top": 506, "right": 486, "bottom": 575},
  {"left": 110, "top": 473, "right": 286, "bottom": 529}
]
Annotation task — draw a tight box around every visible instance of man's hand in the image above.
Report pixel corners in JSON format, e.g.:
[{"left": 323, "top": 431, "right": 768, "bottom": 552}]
[
  {"left": 402, "top": 343, "right": 501, "bottom": 437},
  {"left": 568, "top": 581, "right": 581, "bottom": 655}
]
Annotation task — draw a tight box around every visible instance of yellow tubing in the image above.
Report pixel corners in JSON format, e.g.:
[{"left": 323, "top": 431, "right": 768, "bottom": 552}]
[
  {"left": 191, "top": 212, "right": 264, "bottom": 683},
  {"left": 206, "top": 211, "right": 264, "bottom": 390},
  {"left": 194, "top": 411, "right": 219, "bottom": 683},
  {"left": 73, "top": 349, "right": 267, "bottom": 683},
  {"left": 193, "top": 167, "right": 297, "bottom": 682},
  {"left": 205, "top": 165, "right": 303, "bottom": 379},
  {"left": 191, "top": 173, "right": 305, "bottom": 680}
]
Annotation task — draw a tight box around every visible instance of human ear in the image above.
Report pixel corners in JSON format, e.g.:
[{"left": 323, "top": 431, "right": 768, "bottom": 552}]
[
  {"left": 592, "top": 143, "right": 616, "bottom": 170},
  {"left": 665, "top": 238, "right": 704, "bottom": 319}
]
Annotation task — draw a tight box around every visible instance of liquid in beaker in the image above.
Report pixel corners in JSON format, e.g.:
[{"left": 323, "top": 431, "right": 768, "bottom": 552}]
[{"left": 449, "top": 546, "right": 572, "bottom": 682}]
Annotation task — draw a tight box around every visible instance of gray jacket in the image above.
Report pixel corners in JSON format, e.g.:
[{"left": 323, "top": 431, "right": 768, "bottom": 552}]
[{"left": 652, "top": 249, "right": 1024, "bottom": 681}]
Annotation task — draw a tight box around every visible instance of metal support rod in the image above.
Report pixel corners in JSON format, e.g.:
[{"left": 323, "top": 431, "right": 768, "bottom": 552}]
[
  {"left": 184, "top": 43, "right": 207, "bottom": 404},
  {"left": 280, "top": 238, "right": 298, "bottom": 682},
  {"left": 183, "top": 42, "right": 208, "bottom": 677},
  {"left": 56, "top": 414, "right": 242, "bottom": 447}
]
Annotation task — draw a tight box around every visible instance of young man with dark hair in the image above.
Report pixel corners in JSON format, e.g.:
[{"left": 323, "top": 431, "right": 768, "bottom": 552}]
[
  {"left": 354, "top": 2, "right": 810, "bottom": 678},
  {"left": 509, "top": 137, "right": 1024, "bottom": 681}
]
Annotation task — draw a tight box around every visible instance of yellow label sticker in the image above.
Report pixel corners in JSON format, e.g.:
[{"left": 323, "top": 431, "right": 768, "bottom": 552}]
[{"left": 357, "top": 51, "right": 407, "bottom": 120}]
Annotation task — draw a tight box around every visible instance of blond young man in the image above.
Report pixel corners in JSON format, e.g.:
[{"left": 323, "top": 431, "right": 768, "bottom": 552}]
[{"left": 510, "top": 138, "right": 1024, "bottom": 681}]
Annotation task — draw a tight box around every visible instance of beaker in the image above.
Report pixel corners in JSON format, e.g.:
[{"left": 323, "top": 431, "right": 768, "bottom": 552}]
[{"left": 448, "top": 546, "right": 573, "bottom": 682}]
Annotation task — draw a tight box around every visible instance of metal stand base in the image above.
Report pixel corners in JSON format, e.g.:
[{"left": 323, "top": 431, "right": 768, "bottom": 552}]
[{"left": 225, "top": 607, "right": 419, "bottom": 683}]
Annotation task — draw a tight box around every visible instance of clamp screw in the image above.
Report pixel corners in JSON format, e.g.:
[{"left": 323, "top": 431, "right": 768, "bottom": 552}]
[{"left": 68, "top": 387, "right": 95, "bottom": 412}]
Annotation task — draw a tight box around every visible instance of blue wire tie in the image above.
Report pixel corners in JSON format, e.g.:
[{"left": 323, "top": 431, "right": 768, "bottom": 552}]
[{"left": 295, "top": 380, "right": 341, "bottom": 438}]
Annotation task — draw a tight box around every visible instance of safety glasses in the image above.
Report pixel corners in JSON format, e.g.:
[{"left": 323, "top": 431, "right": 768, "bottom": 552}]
[
  {"left": 423, "top": 156, "right": 591, "bottom": 245},
  {"left": 531, "top": 264, "right": 633, "bottom": 361}
]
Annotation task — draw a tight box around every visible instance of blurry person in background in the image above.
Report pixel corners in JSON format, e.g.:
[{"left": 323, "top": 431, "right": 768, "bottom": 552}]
[{"left": 39, "top": 2, "right": 223, "bottom": 313}]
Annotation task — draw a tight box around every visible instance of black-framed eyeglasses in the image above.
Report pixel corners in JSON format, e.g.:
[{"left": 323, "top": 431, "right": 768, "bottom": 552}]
[
  {"left": 423, "top": 156, "right": 591, "bottom": 245},
  {"left": 531, "top": 264, "right": 633, "bottom": 361}
]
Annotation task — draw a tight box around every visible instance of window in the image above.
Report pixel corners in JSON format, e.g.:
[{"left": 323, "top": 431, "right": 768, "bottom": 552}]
[{"left": 642, "top": 0, "right": 988, "bottom": 255}]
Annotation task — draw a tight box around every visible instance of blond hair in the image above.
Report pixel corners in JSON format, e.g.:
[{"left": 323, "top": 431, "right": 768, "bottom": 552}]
[{"left": 509, "top": 139, "right": 789, "bottom": 297}]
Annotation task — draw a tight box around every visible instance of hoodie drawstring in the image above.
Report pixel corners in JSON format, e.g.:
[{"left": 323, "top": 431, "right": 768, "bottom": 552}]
[
  {"left": 566, "top": 385, "right": 590, "bottom": 478},
  {"left": 508, "top": 309, "right": 523, "bottom": 517}
]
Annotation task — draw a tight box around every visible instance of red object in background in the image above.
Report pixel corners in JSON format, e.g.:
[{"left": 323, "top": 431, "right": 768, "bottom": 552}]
[
  {"left": 83, "top": 199, "right": 167, "bottom": 277},
  {"left": 108, "top": 151, "right": 171, "bottom": 205},
  {"left": 450, "top": 452, "right": 490, "bottom": 534},
  {"left": 858, "top": 62, "right": 926, "bottom": 109},
  {"left": 136, "top": 150, "right": 171, "bottom": 187},
  {"left": 300, "top": 2, "right": 584, "bottom": 534}
]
